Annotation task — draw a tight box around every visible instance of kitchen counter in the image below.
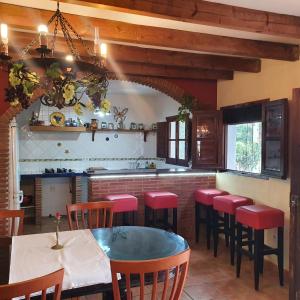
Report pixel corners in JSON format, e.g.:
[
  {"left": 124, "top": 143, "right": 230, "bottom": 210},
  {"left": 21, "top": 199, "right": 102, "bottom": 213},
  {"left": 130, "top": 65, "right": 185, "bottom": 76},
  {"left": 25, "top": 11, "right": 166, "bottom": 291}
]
[
  {"left": 21, "top": 172, "right": 88, "bottom": 179},
  {"left": 21, "top": 169, "right": 215, "bottom": 179},
  {"left": 88, "top": 170, "right": 217, "bottom": 241}
]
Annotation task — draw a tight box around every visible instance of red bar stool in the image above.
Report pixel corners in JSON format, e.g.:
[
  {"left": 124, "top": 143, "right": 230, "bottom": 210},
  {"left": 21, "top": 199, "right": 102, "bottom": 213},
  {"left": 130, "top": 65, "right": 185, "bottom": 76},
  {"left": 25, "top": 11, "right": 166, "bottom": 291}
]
[
  {"left": 144, "top": 192, "right": 178, "bottom": 233},
  {"left": 195, "top": 189, "right": 229, "bottom": 249},
  {"left": 213, "top": 195, "right": 253, "bottom": 265},
  {"left": 236, "top": 205, "right": 284, "bottom": 290},
  {"left": 104, "top": 194, "right": 138, "bottom": 225}
]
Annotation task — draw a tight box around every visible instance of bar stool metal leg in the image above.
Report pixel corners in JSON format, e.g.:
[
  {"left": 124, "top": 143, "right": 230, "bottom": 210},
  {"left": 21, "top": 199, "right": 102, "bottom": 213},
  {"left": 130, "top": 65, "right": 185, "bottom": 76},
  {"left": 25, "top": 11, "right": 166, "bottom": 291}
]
[
  {"left": 213, "top": 210, "right": 219, "bottom": 258},
  {"left": 173, "top": 208, "right": 177, "bottom": 233},
  {"left": 195, "top": 202, "right": 200, "bottom": 243},
  {"left": 254, "top": 229, "right": 263, "bottom": 290},
  {"left": 259, "top": 231, "right": 264, "bottom": 274},
  {"left": 164, "top": 208, "right": 169, "bottom": 228},
  {"left": 224, "top": 213, "right": 230, "bottom": 248},
  {"left": 236, "top": 222, "right": 243, "bottom": 278},
  {"left": 229, "top": 215, "right": 236, "bottom": 266},
  {"left": 206, "top": 206, "right": 212, "bottom": 249},
  {"left": 278, "top": 227, "right": 284, "bottom": 286},
  {"left": 153, "top": 209, "right": 157, "bottom": 227}
]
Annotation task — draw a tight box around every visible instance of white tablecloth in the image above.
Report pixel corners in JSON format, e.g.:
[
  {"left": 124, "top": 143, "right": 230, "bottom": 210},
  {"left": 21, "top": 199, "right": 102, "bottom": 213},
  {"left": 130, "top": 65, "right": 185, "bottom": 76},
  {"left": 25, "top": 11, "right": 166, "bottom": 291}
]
[{"left": 9, "top": 229, "right": 112, "bottom": 291}]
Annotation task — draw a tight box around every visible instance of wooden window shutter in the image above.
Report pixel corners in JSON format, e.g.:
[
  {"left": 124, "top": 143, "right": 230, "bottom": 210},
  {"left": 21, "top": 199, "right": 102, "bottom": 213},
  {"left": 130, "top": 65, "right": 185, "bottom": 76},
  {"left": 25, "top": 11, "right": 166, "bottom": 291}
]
[
  {"left": 191, "top": 111, "right": 224, "bottom": 169},
  {"left": 261, "top": 99, "right": 288, "bottom": 179},
  {"left": 156, "top": 121, "right": 168, "bottom": 158}
]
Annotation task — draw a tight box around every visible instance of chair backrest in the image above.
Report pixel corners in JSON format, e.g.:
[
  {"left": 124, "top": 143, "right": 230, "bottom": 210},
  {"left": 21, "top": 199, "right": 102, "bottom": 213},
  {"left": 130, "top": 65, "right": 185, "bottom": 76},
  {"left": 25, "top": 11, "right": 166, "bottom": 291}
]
[
  {"left": 66, "top": 201, "right": 115, "bottom": 230},
  {"left": 0, "top": 268, "right": 64, "bottom": 300},
  {"left": 110, "top": 249, "right": 191, "bottom": 300},
  {"left": 0, "top": 209, "right": 24, "bottom": 236}
]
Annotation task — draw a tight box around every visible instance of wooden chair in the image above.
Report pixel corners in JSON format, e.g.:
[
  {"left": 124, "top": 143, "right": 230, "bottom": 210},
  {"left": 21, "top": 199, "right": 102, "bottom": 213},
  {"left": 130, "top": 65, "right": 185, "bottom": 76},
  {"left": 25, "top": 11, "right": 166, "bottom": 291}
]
[
  {"left": 66, "top": 201, "right": 115, "bottom": 230},
  {"left": 0, "top": 209, "right": 24, "bottom": 236},
  {"left": 110, "top": 249, "right": 191, "bottom": 300},
  {"left": 0, "top": 268, "right": 64, "bottom": 300}
]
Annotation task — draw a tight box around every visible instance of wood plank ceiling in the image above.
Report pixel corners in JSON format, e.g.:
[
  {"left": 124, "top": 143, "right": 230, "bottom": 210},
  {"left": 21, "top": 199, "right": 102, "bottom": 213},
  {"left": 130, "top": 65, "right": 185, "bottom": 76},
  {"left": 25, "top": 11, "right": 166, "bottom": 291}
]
[{"left": 1, "top": 0, "right": 300, "bottom": 80}]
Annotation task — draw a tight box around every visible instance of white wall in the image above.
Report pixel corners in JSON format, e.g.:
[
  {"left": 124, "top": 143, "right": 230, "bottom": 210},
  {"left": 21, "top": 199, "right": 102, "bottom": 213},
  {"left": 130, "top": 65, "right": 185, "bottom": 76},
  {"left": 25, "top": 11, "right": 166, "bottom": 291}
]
[{"left": 17, "top": 80, "right": 181, "bottom": 216}]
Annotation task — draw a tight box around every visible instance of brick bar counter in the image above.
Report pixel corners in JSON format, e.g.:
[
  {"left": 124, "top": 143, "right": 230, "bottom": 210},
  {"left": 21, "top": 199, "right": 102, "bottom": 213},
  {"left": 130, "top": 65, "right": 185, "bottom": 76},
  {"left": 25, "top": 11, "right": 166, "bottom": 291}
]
[{"left": 88, "top": 170, "right": 216, "bottom": 241}]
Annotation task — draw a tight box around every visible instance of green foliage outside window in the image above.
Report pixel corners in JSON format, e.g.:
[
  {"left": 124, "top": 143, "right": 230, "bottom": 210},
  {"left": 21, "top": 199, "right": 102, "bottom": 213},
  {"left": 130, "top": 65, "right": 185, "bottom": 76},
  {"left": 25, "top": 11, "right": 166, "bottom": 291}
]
[{"left": 235, "top": 123, "right": 262, "bottom": 173}]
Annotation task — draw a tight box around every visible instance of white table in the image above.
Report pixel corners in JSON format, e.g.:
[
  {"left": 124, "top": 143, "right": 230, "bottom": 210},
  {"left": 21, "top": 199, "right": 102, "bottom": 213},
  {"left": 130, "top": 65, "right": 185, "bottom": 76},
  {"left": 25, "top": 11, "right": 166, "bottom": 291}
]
[{"left": 9, "top": 229, "right": 112, "bottom": 293}]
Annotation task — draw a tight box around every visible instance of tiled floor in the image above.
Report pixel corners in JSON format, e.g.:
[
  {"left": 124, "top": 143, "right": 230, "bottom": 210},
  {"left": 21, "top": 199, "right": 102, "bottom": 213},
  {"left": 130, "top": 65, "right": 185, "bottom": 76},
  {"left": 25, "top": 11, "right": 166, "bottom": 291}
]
[{"left": 2, "top": 217, "right": 289, "bottom": 300}]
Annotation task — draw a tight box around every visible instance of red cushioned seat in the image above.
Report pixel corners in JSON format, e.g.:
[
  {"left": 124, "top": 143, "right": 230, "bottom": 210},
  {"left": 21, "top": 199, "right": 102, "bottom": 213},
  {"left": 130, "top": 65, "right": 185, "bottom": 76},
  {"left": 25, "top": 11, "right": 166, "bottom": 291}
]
[
  {"left": 236, "top": 205, "right": 284, "bottom": 230},
  {"left": 144, "top": 192, "right": 178, "bottom": 209},
  {"left": 104, "top": 194, "right": 138, "bottom": 213},
  {"left": 194, "top": 189, "right": 229, "bottom": 206},
  {"left": 213, "top": 195, "right": 253, "bottom": 215}
]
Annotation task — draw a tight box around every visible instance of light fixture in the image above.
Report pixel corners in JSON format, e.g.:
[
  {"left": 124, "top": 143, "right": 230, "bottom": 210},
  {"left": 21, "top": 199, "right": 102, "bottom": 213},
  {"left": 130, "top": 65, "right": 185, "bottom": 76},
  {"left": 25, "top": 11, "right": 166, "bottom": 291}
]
[
  {"left": 0, "top": 23, "right": 11, "bottom": 62},
  {"left": 100, "top": 43, "right": 107, "bottom": 59},
  {"left": 65, "top": 54, "right": 74, "bottom": 62},
  {"left": 37, "top": 24, "right": 48, "bottom": 46},
  {"left": 13, "top": 0, "right": 109, "bottom": 110}
]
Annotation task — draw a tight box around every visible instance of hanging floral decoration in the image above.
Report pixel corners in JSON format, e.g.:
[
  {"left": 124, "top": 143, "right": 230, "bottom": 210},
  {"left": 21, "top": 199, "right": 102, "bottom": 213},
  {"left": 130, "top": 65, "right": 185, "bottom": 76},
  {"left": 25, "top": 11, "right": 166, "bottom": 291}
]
[
  {"left": 5, "top": 62, "right": 111, "bottom": 115},
  {"left": 5, "top": 63, "right": 39, "bottom": 109}
]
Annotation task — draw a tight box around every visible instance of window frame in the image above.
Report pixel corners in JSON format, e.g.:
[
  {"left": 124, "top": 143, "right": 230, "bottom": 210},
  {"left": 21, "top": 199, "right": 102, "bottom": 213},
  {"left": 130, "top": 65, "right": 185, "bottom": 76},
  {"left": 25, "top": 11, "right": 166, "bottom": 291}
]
[
  {"left": 166, "top": 115, "right": 190, "bottom": 167},
  {"left": 221, "top": 99, "right": 288, "bottom": 179}
]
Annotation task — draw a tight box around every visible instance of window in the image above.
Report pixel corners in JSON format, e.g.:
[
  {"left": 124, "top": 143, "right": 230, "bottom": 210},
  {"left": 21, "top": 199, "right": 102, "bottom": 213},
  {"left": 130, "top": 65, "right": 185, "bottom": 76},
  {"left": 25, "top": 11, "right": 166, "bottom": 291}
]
[
  {"left": 166, "top": 116, "right": 189, "bottom": 166},
  {"left": 226, "top": 122, "right": 262, "bottom": 173},
  {"left": 222, "top": 99, "right": 288, "bottom": 179}
]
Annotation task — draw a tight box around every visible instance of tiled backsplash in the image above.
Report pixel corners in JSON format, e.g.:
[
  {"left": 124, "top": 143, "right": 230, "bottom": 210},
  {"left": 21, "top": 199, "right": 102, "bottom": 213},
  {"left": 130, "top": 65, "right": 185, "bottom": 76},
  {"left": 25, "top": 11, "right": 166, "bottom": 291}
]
[{"left": 17, "top": 81, "right": 181, "bottom": 174}]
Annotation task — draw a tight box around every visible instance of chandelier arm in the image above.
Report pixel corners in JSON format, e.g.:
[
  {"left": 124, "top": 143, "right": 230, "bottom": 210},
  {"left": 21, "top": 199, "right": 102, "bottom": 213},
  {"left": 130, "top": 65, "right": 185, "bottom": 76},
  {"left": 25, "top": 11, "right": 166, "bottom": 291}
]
[
  {"left": 59, "top": 15, "right": 79, "bottom": 59},
  {"left": 50, "top": 15, "right": 59, "bottom": 56},
  {"left": 60, "top": 13, "right": 93, "bottom": 57}
]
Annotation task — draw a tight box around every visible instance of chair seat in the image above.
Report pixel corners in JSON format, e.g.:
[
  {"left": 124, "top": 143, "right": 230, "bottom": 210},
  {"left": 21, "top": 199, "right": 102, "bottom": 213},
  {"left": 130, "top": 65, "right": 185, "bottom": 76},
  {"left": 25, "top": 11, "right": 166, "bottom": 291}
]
[
  {"left": 144, "top": 192, "right": 178, "bottom": 209},
  {"left": 194, "top": 189, "right": 228, "bottom": 206},
  {"left": 104, "top": 194, "right": 138, "bottom": 213},
  {"left": 236, "top": 205, "right": 284, "bottom": 230},
  {"left": 213, "top": 195, "right": 253, "bottom": 215}
]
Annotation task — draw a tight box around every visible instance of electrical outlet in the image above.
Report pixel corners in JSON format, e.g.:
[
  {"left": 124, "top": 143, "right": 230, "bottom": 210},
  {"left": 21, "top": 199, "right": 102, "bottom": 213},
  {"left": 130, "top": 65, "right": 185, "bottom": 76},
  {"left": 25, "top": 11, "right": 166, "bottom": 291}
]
[{"left": 50, "top": 185, "right": 55, "bottom": 192}]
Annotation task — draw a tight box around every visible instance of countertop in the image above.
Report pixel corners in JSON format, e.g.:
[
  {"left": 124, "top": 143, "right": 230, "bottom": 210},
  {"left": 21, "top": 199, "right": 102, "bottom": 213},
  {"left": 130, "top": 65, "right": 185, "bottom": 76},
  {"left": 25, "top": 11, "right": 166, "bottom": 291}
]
[{"left": 21, "top": 169, "right": 216, "bottom": 179}]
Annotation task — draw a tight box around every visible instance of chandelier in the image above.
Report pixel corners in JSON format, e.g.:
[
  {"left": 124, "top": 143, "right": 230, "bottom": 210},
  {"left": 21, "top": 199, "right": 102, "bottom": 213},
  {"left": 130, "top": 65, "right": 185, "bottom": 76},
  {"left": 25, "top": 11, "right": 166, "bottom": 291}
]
[{"left": 1, "top": 0, "right": 110, "bottom": 113}]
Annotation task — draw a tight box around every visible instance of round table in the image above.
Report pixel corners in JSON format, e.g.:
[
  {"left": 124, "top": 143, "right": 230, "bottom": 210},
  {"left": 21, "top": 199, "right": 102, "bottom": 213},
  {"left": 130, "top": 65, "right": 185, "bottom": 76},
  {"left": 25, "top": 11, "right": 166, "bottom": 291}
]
[{"left": 91, "top": 226, "right": 189, "bottom": 260}]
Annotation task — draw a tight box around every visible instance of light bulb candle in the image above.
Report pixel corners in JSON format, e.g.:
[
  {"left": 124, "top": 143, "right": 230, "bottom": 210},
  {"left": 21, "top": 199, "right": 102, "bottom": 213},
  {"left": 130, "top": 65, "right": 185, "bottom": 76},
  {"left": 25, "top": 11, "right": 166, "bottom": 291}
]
[
  {"left": 38, "top": 24, "right": 48, "bottom": 48},
  {"left": 65, "top": 55, "right": 74, "bottom": 74},
  {"left": 94, "top": 27, "right": 99, "bottom": 56},
  {"left": 0, "top": 23, "right": 8, "bottom": 55},
  {"left": 100, "top": 43, "right": 107, "bottom": 59}
]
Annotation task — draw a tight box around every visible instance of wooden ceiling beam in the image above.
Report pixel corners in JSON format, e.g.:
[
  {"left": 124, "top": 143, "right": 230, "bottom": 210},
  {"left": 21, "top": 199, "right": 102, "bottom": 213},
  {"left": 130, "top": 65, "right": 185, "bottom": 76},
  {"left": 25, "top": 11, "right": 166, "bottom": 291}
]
[
  {"left": 64, "top": 0, "right": 300, "bottom": 40},
  {"left": 0, "top": 3, "right": 298, "bottom": 61},
  {"left": 8, "top": 32, "right": 233, "bottom": 80},
  {"left": 108, "top": 44, "right": 260, "bottom": 73},
  {"left": 106, "top": 61, "right": 233, "bottom": 80},
  {"left": 8, "top": 30, "right": 261, "bottom": 73}
]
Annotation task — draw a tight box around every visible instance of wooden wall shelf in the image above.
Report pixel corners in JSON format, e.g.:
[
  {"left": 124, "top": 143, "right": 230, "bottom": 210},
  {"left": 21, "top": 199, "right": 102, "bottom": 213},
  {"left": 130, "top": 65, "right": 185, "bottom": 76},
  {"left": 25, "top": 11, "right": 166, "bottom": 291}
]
[
  {"left": 30, "top": 126, "right": 86, "bottom": 132},
  {"left": 29, "top": 126, "right": 156, "bottom": 141}
]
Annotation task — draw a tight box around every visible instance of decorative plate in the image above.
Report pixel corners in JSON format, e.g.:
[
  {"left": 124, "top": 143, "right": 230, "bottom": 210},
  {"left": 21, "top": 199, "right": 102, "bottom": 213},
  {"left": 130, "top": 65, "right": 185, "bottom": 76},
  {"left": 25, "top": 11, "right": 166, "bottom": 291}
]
[{"left": 50, "top": 112, "right": 65, "bottom": 127}]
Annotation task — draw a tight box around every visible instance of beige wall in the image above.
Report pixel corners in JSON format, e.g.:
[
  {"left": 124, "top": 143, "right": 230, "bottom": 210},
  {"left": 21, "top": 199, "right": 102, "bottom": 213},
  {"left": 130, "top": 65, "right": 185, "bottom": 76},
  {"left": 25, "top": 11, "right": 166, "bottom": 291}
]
[{"left": 216, "top": 58, "right": 300, "bottom": 269}]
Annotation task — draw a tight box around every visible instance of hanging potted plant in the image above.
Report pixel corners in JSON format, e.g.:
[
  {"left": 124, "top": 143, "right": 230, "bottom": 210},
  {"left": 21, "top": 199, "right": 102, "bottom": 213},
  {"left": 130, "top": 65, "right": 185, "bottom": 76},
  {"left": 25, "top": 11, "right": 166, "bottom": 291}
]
[{"left": 177, "top": 94, "right": 202, "bottom": 121}]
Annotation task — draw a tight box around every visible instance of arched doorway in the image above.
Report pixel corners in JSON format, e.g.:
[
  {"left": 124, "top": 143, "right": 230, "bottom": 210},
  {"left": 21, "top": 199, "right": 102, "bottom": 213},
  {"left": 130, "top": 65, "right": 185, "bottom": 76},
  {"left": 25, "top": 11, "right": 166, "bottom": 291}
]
[{"left": 0, "top": 75, "right": 187, "bottom": 213}]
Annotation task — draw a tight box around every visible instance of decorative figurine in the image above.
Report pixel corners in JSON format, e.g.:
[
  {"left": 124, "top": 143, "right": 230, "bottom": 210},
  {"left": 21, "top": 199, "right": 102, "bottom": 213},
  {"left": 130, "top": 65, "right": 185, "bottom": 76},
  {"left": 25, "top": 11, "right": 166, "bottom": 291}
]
[
  {"left": 90, "top": 119, "right": 98, "bottom": 141},
  {"left": 113, "top": 106, "right": 128, "bottom": 129}
]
